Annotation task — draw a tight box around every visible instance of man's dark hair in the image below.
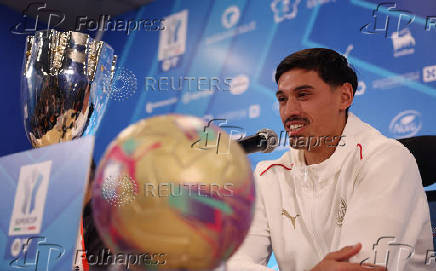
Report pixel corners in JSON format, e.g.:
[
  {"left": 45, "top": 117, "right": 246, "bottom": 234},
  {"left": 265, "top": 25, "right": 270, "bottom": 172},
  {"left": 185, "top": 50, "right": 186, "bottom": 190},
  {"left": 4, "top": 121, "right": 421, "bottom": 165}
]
[{"left": 275, "top": 48, "right": 358, "bottom": 112}]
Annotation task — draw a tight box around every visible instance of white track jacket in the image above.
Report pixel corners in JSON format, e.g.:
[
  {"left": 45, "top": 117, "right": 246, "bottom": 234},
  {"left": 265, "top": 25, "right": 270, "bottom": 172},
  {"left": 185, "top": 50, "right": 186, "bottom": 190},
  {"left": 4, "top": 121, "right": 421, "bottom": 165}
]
[{"left": 227, "top": 113, "right": 434, "bottom": 271}]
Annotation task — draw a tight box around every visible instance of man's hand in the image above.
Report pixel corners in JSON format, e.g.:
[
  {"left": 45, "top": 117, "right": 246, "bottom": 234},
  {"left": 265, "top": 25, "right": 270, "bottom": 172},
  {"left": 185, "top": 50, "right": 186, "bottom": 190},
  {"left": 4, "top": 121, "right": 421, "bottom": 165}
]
[{"left": 310, "top": 243, "right": 387, "bottom": 271}]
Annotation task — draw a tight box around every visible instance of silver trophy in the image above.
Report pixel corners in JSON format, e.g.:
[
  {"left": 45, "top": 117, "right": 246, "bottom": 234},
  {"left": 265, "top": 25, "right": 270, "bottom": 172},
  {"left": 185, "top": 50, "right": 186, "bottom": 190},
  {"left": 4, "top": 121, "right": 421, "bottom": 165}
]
[{"left": 21, "top": 30, "right": 117, "bottom": 147}]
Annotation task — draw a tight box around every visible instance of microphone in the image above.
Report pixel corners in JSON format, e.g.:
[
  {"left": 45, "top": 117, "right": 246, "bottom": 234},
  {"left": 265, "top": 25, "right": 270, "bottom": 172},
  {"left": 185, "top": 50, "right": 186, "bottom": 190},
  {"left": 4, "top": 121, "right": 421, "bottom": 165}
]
[{"left": 237, "top": 129, "right": 278, "bottom": 154}]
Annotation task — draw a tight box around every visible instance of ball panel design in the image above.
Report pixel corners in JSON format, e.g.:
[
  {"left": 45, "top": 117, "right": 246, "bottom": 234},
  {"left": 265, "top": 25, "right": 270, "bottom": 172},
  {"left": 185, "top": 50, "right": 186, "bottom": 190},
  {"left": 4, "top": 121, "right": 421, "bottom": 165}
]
[{"left": 92, "top": 114, "right": 255, "bottom": 270}]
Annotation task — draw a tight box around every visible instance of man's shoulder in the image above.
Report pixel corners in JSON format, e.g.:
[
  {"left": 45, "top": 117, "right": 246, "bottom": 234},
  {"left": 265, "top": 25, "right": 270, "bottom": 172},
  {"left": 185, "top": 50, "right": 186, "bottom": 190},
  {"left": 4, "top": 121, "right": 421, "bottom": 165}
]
[
  {"left": 349, "top": 115, "right": 420, "bottom": 191},
  {"left": 348, "top": 113, "right": 414, "bottom": 163}
]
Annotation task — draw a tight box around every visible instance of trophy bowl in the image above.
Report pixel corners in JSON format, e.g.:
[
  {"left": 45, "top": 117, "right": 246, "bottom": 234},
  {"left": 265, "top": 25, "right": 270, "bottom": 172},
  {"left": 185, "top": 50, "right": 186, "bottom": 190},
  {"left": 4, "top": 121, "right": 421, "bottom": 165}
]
[{"left": 21, "top": 30, "right": 117, "bottom": 148}]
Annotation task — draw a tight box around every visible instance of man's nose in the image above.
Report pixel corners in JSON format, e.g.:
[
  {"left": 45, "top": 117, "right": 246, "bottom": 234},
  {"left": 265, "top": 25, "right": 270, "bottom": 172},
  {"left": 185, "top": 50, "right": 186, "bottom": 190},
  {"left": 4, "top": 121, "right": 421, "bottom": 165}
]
[{"left": 283, "top": 97, "right": 302, "bottom": 117}]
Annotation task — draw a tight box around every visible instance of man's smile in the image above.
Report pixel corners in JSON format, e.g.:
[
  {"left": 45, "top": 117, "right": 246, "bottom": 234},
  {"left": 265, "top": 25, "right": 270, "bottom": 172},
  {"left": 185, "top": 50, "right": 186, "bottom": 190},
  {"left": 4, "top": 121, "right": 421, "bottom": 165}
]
[{"left": 286, "top": 121, "right": 309, "bottom": 136}]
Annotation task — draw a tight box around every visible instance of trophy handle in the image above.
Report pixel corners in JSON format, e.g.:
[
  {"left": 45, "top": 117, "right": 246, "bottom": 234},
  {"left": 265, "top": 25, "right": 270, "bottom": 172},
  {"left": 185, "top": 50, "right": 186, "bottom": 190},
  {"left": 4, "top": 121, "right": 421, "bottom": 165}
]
[
  {"left": 87, "top": 40, "right": 103, "bottom": 83},
  {"left": 51, "top": 31, "right": 70, "bottom": 75},
  {"left": 24, "top": 36, "right": 33, "bottom": 74}
]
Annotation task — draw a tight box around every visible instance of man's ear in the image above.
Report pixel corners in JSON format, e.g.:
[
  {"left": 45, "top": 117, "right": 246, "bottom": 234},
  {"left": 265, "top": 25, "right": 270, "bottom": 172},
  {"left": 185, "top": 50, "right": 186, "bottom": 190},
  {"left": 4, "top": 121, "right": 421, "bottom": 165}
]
[{"left": 339, "top": 83, "right": 354, "bottom": 112}]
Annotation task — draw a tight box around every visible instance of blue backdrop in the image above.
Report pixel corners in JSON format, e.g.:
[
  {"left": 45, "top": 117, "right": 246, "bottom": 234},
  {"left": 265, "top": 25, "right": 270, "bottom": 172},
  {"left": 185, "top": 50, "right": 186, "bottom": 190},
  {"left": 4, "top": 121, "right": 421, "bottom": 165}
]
[
  {"left": 96, "top": 0, "right": 436, "bottom": 190},
  {"left": 1, "top": 1, "right": 436, "bottom": 269}
]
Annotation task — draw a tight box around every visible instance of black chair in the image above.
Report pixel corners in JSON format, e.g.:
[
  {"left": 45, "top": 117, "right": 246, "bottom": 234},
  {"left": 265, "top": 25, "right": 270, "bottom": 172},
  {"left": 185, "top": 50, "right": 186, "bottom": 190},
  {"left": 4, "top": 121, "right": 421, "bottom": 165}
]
[
  {"left": 397, "top": 135, "right": 436, "bottom": 249},
  {"left": 397, "top": 136, "right": 436, "bottom": 198}
]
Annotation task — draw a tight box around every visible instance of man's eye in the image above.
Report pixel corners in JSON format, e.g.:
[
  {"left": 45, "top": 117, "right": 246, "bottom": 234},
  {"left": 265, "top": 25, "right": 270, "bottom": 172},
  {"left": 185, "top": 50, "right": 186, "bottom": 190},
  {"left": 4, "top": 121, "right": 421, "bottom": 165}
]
[
  {"left": 278, "top": 97, "right": 286, "bottom": 102},
  {"left": 297, "top": 92, "right": 309, "bottom": 98}
]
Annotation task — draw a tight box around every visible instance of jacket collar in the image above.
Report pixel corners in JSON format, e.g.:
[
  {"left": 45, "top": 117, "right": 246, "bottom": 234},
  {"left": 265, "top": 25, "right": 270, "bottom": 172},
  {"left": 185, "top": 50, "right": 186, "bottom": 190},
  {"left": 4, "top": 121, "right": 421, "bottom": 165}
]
[{"left": 284, "top": 112, "right": 364, "bottom": 182}]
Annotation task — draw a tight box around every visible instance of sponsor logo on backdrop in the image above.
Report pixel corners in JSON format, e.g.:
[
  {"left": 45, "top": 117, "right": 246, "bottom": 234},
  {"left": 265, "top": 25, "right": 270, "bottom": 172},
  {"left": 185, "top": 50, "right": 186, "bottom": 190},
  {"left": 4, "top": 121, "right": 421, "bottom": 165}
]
[
  {"left": 182, "top": 90, "right": 214, "bottom": 104},
  {"left": 272, "top": 100, "right": 280, "bottom": 116},
  {"left": 217, "top": 105, "right": 261, "bottom": 121},
  {"left": 392, "top": 28, "right": 415, "bottom": 58},
  {"left": 158, "top": 10, "right": 188, "bottom": 72},
  {"left": 145, "top": 97, "right": 178, "bottom": 113},
  {"left": 249, "top": 104, "right": 261, "bottom": 119},
  {"left": 9, "top": 161, "right": 52, "bottom": 235},
  {"left": 205, "top": 5, "right": 256, "bottom": 45},
  {"left": 230, "top": 74, "right": 250, "bottom": 95},
  {"left": 271, "top": 0, "right": 301, "bottom": 23},
  {"left": 355, "top": 81, "right": 366, "bottom": 96},
  {"left": 372, "top": 71, "right": 420, "bottom": 89},
  {"left": 222, "top": 6, "right": 240, "bottom": 29},
  {"left": 389, "top": 110, "right": 422, "bottom": 138},
  {"left": 422, "top": 65, "right": 436, "bottom": 83},
  {"left": 217, "top": 109, "right": 247, "bottom": 120},
  {"left": 307, "top": 0, "right": 336, "bottom": 9}
]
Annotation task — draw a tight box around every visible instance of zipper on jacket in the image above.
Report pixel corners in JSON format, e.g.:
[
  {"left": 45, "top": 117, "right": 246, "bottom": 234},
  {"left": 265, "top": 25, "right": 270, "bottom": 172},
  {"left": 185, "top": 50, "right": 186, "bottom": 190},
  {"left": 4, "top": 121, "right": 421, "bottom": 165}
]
[{"left": 308, "top": 167, "right": 324, "bottom": 260}]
